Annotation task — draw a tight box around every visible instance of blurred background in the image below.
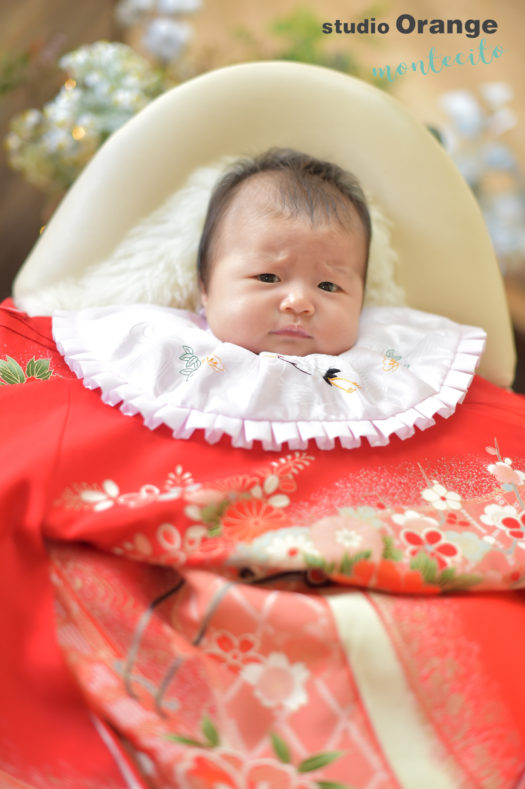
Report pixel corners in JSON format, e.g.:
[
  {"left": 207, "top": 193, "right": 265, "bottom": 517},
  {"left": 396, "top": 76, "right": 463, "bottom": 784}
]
[{"left": 2, "top": 0, "right": 524, "bottom": 390}]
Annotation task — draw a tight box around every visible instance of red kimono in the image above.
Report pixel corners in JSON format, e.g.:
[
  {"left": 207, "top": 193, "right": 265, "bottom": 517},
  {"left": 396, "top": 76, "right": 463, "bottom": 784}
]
[{"left": 1, "top": 300, "right": 525, "bottom": 789}]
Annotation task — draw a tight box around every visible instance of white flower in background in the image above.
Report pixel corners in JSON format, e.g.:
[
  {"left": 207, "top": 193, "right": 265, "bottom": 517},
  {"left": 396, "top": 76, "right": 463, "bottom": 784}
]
[
  {"left": 440, "top": 90, "right": 484, "bottom": 138},
  {"left": 41, "top": 127, "right": 72, "bottom": 153},
  {"left": 112, "top": 88, "right": 141, "bottom": 110},
  {"left": 157, "top": 0, "right": 201, "bottom": 13},
  {"left": 421, "top": 482, "right": 462, "bottom": 511},
  {"left": 439, "top": 83, "right": 525, "bottom": 271},
  {"left": 22, "top": 109, "right": 41, "bottom": 128},
  {"left": 242, "top": 653, "right": 309, "bottom": 711},
  {"left": 116, "top": 0, "right": 200, "bottom": 27},
  {"left": 488, "top": 107, "right": 518, "bottom": 136},
  {"left": 115, "top": 0, "right": 155, "bottom": 27},
  {"left": 480, "top": 82, "right": 514, "bottom": 109},
  {"left": 143, "top": 17, "right": 191, "bottom": 62},
  {"left": 483, "top": 144, "right": 517, "bottom": 172},
  {"left": 6, "top": 42, "right": 167, "bottom": 195}
]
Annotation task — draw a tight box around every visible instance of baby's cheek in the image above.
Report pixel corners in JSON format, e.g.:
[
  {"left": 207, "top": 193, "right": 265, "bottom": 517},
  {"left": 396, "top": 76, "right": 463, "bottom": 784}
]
[{"left": 333, "top": 310, "right": 360, "bottom": 352}]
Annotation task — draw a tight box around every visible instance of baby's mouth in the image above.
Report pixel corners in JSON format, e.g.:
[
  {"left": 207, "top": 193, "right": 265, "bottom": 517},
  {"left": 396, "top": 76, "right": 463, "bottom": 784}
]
[{"left": 271, "top": 325, "right": 313, "bottom": 339}]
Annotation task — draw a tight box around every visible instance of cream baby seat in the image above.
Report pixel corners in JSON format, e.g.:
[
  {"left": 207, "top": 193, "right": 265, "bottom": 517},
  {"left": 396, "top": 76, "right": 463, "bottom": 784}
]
[{"left": 13, "top": 60, "right": 515, "bottom": 387}]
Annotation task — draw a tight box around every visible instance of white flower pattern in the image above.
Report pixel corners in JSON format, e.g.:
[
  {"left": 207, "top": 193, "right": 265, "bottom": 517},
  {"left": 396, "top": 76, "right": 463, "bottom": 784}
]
[
  {"left": 80, "top": 479, "right": 120, "bottom": 511},
  {"left": 487, "top": 460, "right": 525, "bottom": 487},
  {"left": 421, "top": 482, "right": 462, "bottom": 511},
  {"left": 60, "top": 472, "right": 191, "bottom": 512},
  {"left": 242, "top": 653, "right": 309, "bottom": 712},
  {"left": 392, "top": 509, "right": 440, "bottom": 530},
  {"left": 480, "top": 503, "right": 519, "bottom": 527},
  {"left": 335, "top": 529, "right": 363, "bottom": 550},
  {"left": 264, "top": 533, "right": 319, "bottom": 565}
]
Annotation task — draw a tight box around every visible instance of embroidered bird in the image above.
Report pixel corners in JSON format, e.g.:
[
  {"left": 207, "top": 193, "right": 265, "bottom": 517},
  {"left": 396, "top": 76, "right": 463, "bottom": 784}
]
[{"left": 323, "top": 368, "right": 361, "bottom": 393}]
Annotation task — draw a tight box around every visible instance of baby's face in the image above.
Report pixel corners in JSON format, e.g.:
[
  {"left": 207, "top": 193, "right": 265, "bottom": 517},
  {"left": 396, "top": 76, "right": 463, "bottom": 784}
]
[{"left": 200, "top": 180, "right": 367, "bottom": 356}]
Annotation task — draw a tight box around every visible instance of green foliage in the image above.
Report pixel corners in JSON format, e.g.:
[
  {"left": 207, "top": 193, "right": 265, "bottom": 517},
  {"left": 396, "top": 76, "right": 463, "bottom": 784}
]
[
  {"left": 298, "top": 751, "right": 343, "bottom": 772},
  {"left": 381, "top": 534, "right": 403, "bottom": 561},
  {"left": 201, "top": 716, "right": 220, "bottom": 747},
  {"left": 0, "top": 357, "right": 26, "bottom": 384},
  {"left": 0, "top": 50, "right": 30, "bottom": 96},
  {"left": 304, "top": 552, "right": 326, "bottom": 568},
  {"left": 165, "top": 733, "right": 205, "bottom": 746},
  {"left": 270, "top": 8, "right": 350, "bottom": 68},
  {"left": 271, "top": 731, "right": 291, "bottom": 763},
  {"left": 410, "top": 551, "right": 438, "bottom": 583},
  {"left": 26, "top": 357, "right": 52, "bottom": 380},
  {"left": 339, "top": 550, "right": 372, "bottom": 576},
  {"left": 438, "top": 571, "right": 483, "bottom": 591},
  {"left": 410, "top": 551, "right": 482, "bottom": 591},
  {"left": 235, "top": 5, "right": 390, "bottom": 89},
  {"left": 317, "top": 782, "right": 356, "bottom": 789},
  {"left": 0, "top": 356, "right": 53, "bottom": 385},
  {"left": 165, "top": 714, "right": 220, "bottom": 748}
]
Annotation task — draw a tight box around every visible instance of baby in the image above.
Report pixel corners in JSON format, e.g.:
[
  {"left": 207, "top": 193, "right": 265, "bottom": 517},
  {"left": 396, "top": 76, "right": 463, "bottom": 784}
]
[{"left": 197, "top": 148, "right": 371, "bottom": 357}]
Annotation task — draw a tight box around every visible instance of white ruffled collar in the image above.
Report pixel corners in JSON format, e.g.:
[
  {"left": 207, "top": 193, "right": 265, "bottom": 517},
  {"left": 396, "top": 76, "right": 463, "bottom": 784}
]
[{"left": 52, "top": 305, "right": 485, "bottom": 451}]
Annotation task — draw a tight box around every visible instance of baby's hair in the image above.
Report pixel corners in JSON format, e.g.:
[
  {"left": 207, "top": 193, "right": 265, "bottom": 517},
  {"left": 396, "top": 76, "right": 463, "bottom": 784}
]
[{"left": 197, "top": 148, "right": 371, "bottom": 288}]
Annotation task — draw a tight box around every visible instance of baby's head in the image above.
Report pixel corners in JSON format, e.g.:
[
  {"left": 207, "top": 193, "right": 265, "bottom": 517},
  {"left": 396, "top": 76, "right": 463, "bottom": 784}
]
[{"left": 198, "top": 148, "right": 371, "bottom": 356}]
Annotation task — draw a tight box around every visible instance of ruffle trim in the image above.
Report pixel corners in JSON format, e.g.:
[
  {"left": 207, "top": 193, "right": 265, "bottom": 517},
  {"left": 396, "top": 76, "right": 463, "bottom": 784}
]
[{"left": 53, "top": 314, "right": 485, "bottom": 451}]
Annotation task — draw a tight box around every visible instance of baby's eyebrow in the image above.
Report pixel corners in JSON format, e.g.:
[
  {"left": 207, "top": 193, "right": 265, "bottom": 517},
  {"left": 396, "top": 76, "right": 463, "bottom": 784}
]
[{"left": 318, "top": 261, "right": 355, "bottom": 277}]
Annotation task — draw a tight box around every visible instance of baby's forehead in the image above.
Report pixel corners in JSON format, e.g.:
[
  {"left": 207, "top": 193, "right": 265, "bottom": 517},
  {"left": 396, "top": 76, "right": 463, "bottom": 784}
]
[
  {"left": 230, "top": 172, "right": 288, "bottom": 210},
  {"left": 227, "top": 171, "right": 362, "bottom": 232}
]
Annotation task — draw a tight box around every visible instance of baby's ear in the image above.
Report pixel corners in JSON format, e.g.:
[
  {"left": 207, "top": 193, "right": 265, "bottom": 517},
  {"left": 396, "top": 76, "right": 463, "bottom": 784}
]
[{"left": 198, "top": 280, "right": 208, "bottom": 307}]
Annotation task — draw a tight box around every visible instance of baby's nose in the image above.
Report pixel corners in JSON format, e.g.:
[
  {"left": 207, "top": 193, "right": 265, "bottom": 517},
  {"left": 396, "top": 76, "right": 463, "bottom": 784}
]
[{"left": 280, "top": 286, "right": 314, "bottom": 314}]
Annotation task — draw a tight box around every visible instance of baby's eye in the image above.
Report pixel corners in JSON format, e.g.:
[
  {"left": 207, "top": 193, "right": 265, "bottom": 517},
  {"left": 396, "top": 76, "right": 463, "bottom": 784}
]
[
  {"left": 318, "top": 281, "right": 340, "bottom": 292},
  {"left": 257, "top": 273, "right": 280, "bottom": 283}
]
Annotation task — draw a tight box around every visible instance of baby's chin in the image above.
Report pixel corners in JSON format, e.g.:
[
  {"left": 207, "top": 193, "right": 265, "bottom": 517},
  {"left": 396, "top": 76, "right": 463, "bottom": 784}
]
[
  {"left": 207, "top": 324, "right": 355, "bottom": 356},
  {"left": 252, "top": 336, "right": 355, "bottom": 357}
]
